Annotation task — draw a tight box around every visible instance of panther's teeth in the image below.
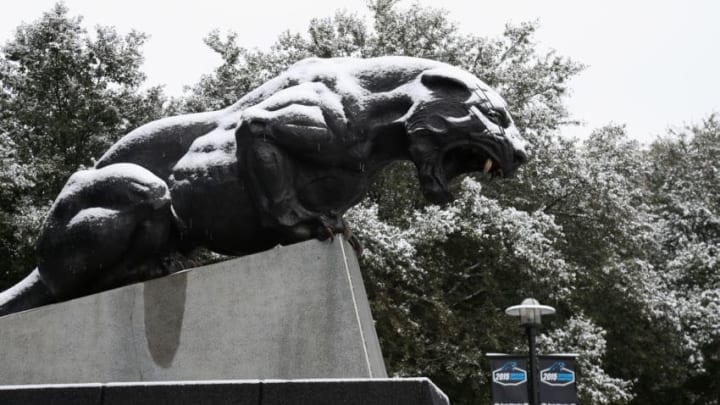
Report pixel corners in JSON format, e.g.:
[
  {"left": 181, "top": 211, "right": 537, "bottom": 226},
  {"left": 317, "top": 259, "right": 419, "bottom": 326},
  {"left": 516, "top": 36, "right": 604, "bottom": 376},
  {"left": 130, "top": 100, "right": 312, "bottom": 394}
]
[{"left": 483, "top": 159, "right": 493, "bottom": 173}]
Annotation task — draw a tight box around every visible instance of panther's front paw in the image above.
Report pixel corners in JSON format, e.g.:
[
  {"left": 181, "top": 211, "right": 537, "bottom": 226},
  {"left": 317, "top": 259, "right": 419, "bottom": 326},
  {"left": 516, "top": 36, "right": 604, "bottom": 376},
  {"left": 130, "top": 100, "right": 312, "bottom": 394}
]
[
  {"left": 314, "top": 215, "right": 363, "bottom": 256},
  {"left": 314, "top": 214, "right": 342, "bottom": 242}
]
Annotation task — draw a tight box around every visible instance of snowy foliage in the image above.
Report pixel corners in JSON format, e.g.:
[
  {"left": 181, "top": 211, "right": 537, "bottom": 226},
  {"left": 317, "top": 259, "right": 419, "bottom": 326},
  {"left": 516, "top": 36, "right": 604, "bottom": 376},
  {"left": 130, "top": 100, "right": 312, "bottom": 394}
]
[
  {"left": 0, "top": 133, "right": 34, "bottom": 193},
  {"left": 346, "top": 202, "right": 417, "bottom": 276},
  {"left": 348, "top": 177, "right": 574, "bottom": 298}
]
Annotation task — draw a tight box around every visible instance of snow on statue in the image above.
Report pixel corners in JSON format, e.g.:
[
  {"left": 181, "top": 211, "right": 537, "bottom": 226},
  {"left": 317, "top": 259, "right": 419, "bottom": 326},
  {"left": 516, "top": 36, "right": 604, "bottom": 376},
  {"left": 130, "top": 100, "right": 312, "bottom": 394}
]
[{"left": 0, "top": 56, "right": 527, "bottom": 316}]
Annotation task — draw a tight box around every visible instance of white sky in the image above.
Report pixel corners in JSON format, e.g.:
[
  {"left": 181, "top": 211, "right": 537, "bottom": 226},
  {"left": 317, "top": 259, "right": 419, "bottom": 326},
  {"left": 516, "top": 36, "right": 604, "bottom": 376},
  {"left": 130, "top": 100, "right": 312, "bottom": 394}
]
[{"left": 1, "top": 0, "right": 719, "bottom": 144}]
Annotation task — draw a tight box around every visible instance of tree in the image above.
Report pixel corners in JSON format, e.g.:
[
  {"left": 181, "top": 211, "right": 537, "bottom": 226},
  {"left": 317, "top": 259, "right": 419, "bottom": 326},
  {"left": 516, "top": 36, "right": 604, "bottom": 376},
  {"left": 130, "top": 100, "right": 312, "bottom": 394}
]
[
  {"left": 0, "top": 132, "right": 37, "bottom": 290},
  {"left": 644, "top": 116, "right": 720, "bottom": 404},
  {"left": 0, "top": 3, "right": 168, "bottom": 288}
]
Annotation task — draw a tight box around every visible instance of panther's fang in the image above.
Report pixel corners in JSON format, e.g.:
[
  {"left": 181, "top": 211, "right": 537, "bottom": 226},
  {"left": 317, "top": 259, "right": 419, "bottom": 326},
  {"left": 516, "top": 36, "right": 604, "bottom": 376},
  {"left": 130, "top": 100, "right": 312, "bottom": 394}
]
[{"left": 484, "top": 159, "right": 493, "bottom": 173}]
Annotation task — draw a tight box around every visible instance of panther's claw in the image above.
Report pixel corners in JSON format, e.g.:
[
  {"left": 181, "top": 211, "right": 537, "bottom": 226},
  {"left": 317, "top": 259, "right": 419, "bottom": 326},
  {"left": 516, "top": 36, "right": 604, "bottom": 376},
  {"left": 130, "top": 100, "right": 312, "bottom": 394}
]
[
  {"left": 340, "top": 218, "right": 363, "bottom": 256},
  {"left": 313, "top": 215, "right": 337, "bottom": 242},
  {"left": 324, "top": 226, "right": 335, "bottom": 242},
  {"left": 346, "top": 233, "right": 363, "bottom": 257}
]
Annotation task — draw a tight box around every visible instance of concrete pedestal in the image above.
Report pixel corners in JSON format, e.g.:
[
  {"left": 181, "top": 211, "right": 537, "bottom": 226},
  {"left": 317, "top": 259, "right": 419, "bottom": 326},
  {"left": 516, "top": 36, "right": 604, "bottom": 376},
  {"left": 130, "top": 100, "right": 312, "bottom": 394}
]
[{"left": 0, "top": 239, "right": 386, "bottom": 383}]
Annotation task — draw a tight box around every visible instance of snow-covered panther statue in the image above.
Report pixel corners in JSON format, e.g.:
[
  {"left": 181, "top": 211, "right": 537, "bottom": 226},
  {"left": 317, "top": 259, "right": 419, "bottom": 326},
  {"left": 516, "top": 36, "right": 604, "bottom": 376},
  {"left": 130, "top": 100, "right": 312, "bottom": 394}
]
[{"left": 0, "top": 56, "right": 527, "bottom": 316}]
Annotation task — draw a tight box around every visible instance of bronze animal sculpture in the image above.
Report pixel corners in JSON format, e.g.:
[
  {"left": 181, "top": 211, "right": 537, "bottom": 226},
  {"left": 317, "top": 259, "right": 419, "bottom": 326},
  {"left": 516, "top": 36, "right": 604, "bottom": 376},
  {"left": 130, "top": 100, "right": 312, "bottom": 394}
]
[{"left": 0, "top": 56, "right": 527, "bottom": 316}]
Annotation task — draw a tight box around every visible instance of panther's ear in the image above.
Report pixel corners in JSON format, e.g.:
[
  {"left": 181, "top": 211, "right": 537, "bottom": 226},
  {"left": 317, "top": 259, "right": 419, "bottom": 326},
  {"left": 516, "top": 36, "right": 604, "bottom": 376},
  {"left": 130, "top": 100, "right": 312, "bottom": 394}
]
[{"left": 420, "top": 70, "right": 472, "bottom": 101}]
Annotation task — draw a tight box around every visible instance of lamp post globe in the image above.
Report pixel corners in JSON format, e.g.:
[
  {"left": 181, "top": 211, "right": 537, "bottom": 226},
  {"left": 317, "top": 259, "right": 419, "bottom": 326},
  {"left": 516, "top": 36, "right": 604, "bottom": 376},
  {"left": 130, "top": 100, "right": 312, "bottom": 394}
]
[
  {"left": 505, "top": 298, "right": 555, "bottom": 405},
  {"left": 505, "top": 297, "right": 556, "bottom": 326}
]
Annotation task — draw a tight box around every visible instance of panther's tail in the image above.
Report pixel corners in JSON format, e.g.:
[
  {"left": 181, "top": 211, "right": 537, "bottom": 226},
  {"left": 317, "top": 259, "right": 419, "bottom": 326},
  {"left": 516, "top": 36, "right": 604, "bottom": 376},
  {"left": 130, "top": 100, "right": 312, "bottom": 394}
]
[{"left": 0, "top": 269, "right": 54, "bottom": 317}]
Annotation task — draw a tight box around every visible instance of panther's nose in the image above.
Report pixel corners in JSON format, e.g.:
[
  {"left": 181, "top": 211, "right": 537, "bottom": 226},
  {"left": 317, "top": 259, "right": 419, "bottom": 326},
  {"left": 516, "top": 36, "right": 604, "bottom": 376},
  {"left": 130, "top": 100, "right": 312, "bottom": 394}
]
[{"left": 513, "top": 149, "right": 528, "bottom": 165}]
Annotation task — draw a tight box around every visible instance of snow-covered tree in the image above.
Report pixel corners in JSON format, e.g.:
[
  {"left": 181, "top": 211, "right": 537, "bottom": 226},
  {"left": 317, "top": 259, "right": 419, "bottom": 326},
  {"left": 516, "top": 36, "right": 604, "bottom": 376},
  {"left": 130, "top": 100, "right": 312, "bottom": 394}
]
[{"left": 644, "top": 116, "right": 720, "bottom": 403}]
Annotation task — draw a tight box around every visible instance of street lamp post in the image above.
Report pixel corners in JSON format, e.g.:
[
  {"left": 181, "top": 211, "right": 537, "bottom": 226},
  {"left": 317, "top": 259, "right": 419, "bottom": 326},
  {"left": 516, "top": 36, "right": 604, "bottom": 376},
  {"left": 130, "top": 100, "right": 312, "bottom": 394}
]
[{"left": 505, "top": 298, "right": 555, "bottom": 405}]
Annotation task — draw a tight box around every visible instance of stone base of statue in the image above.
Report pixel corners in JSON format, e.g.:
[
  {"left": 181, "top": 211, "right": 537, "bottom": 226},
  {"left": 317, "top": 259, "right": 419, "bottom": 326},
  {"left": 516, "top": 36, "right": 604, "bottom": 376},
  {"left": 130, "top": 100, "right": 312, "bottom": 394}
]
[
  {"left": 0, "top": 239, "right": 387, "bottom": 382},
  {"left": 0, "top": 239, "right": 450, "bottom": 404}
]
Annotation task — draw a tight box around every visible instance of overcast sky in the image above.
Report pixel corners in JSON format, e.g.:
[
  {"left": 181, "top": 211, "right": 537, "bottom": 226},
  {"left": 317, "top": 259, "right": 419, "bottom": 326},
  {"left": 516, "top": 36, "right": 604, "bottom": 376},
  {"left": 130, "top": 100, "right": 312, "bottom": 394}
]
[{"left": 2, "top": 0, "right": 718, "bottom": 144}]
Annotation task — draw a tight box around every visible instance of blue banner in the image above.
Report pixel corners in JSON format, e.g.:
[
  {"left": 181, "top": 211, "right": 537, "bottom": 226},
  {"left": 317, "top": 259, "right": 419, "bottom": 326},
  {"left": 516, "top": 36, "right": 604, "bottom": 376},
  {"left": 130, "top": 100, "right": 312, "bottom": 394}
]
[
  {"left": 488, "top": 354, "right": 578, "bottom": 405},
  {"left": 488, "top": 355, "right": 529, "bottom": 405},
  {"left": 539, "top": 355, "right": 577, "bottom": 405}
]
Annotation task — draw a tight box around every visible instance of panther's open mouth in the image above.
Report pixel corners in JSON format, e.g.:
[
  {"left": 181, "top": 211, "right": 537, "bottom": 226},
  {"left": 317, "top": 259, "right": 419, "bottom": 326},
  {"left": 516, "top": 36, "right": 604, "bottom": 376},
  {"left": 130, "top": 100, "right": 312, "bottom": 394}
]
[
  {"left": 418, "top": 138, "right": 526, "bottom": 204},
  {"left": 443, "top": 142, "right": 505, "bottom": 179}
]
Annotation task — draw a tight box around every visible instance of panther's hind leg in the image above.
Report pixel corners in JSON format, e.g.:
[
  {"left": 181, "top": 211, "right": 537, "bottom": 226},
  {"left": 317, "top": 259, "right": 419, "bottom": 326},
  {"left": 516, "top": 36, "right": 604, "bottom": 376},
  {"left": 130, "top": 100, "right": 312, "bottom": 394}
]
[{"left": 36, "top": 163, "right": 178, "bottom": 301}]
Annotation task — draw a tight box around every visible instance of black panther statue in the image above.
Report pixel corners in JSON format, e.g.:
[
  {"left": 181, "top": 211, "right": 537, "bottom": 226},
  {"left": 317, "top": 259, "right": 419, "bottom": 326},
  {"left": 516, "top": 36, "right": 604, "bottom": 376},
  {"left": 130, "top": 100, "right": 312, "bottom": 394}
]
[{"left": 0, "top": 56, "right": 527, "bottom": 316}]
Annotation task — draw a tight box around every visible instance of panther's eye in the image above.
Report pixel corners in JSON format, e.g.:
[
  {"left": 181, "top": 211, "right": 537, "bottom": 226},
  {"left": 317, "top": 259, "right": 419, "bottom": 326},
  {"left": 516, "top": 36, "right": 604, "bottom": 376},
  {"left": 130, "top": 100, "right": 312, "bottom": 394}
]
[
  {"left": 485, "top": 108, "right": 511, "bottom": 128},
  {"left": 470, "top": 105, "right": 510, "bottom": 129},
  {"left": 486, "top": 110, "right": 501, "bottom": 125}
]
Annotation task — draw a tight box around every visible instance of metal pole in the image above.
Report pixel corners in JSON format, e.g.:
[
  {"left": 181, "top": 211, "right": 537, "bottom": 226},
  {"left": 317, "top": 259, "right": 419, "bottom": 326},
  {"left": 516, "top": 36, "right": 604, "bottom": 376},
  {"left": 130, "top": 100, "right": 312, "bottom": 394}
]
[{"left": 527, "top": 325, "right": 539, "bottom": 405}]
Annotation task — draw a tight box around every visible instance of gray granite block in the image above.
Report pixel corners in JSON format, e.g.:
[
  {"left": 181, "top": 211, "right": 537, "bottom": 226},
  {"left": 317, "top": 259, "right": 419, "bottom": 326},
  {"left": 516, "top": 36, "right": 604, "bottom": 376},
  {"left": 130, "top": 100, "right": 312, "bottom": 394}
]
[{"left": 0, "top": 239, "right": 386, "bottom": 384}]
